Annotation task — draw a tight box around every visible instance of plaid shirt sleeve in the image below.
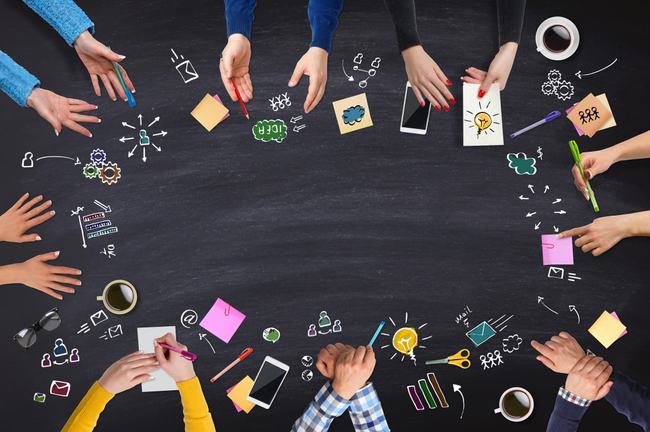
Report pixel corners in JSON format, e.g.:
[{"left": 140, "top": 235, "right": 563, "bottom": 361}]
[
  {"left": 291, "top": 382, "right": 350, "bottom": 432},
  {"left": 558, "top": 387, "right": 592, "bottom": 407},
  {"left": 348, "top": 383, "right": 390, "bottom": 432}
]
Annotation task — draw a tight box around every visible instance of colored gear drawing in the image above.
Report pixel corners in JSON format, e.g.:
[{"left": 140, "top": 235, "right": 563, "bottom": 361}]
[
  {"left": 547, "top": 69, "right": 562, "bottom": 83},
  {"left": 98, "top": 162, "right": 121, "bottom": 185},
  {"left": 555, "top": 80, "right": 575, "bottom": 101},
  {"left": 82, "top": 163, "right": 99, "bottom": 179},
  {"left": 90, "top": 148, "right": 107, "bottom": 166},
  {"left": 541, "top": 81, "right": 556, "bottom": 96}
]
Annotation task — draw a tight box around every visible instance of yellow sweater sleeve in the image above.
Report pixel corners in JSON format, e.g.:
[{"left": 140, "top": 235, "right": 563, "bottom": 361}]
[
  {"left": 61, "top": 382, "right": 114, "bottom": 432},
  {"left": 177, "top": 376, "right": 216, "bottom": 432}
]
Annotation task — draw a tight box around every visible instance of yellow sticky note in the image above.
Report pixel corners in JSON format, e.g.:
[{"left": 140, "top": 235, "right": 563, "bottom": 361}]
[
  {"left": 227, "top": 376, "right": 256, "bottom": 413},
  {"left": 332, "top": 93, "right": 373, "bottom": 135},
  {"left": 588, "top": 311, "right": 626, "bottom": 348},
  {"left": 191, "top": 93, "right": 230, "bottom": 132},
  {"left": 596, "top": 94, "right": 616, "bottom": 130}
]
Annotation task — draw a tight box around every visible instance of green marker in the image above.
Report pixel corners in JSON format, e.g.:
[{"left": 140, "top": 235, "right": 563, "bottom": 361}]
[
  {"left": 111, "top": 59, "right": 136, "bottom": 108},
  {"left": 569, "top": 140, "right": 599, "bottom": 212}
]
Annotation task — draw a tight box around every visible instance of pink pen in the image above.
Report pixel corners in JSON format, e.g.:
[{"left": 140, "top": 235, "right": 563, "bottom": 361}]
[{"left": 159, "top": 342, "right": 198, "bottom": 362}]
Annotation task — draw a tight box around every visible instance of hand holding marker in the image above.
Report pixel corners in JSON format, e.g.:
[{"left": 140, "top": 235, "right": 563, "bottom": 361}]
[{"left": 569, "top": 140, "right": 600, "bottom": 212}]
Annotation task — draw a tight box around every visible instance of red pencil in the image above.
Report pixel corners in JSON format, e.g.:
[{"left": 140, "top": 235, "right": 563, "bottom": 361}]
[{"left": 230, "top": 79, "right": 250, "bottom": 119}]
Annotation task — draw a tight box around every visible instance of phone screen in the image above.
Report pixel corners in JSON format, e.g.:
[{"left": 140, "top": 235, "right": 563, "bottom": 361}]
[
  {"left": 249, "top": 361, "right": 288, "bottom": 404},
  {"left": 402, "top": 86, "right": 430, "bottom": 130}
]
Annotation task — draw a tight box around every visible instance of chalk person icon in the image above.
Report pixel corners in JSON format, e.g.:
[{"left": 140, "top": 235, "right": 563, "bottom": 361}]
[{"left": 139, "top": 129, "right": 150, "bottom": 146}]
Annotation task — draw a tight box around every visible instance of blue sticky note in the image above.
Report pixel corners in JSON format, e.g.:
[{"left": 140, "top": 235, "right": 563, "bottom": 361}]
[{"left": 465, "top": 321, "right": 496, "bottom": 347}]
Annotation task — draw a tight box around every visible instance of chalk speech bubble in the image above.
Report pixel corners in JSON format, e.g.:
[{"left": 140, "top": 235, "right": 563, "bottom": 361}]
[
  {"left": 262, "top": 327, "right": 281, "bottom": 343},
  {"left": 252, "top": 119, "right": 288, "bottom": 143}
]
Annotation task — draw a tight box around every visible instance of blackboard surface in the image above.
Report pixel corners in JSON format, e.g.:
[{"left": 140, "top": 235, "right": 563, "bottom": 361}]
[{"left": 1, "top": 0, "right": 649, "bottom": 431}]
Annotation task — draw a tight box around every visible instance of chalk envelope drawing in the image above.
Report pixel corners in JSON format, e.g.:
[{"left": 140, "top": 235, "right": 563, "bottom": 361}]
[
  {"left": 507, "top": 152, "right": 537, "bottom": 175},
  {"left": 465, "top": 321, "right": 496, "bottom": 347},
  {"left": 463, "top": 83, "right": 503, "bottom": 146},
  {"left": 252, "top": 119, "right": 288, "bottom": 143},
  {"left": 332, "top": 93, "right": 373, "bottom": 134}
]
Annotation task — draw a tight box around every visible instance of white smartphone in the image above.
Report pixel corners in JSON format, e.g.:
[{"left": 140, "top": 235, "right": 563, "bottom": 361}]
[
  {"left": 246, "top": 356, "right": 290, "bottom": 409},
  {"left": 400, "top": 81, "right": 432, "bottom": 134}
]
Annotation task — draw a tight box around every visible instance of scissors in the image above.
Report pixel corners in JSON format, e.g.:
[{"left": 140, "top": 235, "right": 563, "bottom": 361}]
[{"left": 424, "top": 348, "right": 471, "bottom": 369}]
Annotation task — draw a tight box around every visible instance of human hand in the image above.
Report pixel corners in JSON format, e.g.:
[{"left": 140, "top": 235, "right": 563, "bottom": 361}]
[
  {"left": 531, "top": 332, "right": 586, "bottom": 373},
  {"left": 331, "top": 346, "right": 376, "bottom": 400},
  {"left": 73, "top": 31, "right": 134, "bottom": 101},
  {"left": 462, "top": 42, "right": 518, "bottom": 98},
  {"left": 98, "top": 352, "right": 159, "bottom": 394},
  {"left": 220, "top": 34, "right": 253, "bottom": 102},
  {"left": 0, "top": 193, "right": 55, "bottom": 243},
  {"left": 569, "top": 148, "right": 618, "bottom": 200},
  {"left": 316, "top": 343, "right": 354, "bottom": 379},
  {"left": 154, "top": 333, "right": 195, "bottom": 382},
  {"left": 9, "top": 251, "right": 82, "bottom": 300},
  {"left": 288, "top": 47, "right": 328, "bottom": 113},
  {"left": 559, "top": 214, "right": 634, "bottom": 256},
  {"left": 27, "top": 88, "right": 99, "bottom": 137},
  {"left": 565, "top": 356, "right": 614, "bottom": 401},
  {"left": 401, "top": 45, "right": 454, "bottom": 111}
]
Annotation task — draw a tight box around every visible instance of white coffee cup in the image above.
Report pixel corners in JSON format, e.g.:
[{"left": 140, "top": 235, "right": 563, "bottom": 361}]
[
  {"left": 97, "top": 279, "right": 138, "bottom": 315},
  {"left": 494, "top": 387, "right": 534, "bottom": 422},
  {"left": 535, "top": 17, "right": 580, "bottom": 61}
]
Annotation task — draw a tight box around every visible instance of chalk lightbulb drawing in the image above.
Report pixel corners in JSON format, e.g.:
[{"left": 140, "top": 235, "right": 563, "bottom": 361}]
[
  {"left": 380, "top": 313, "right": 431, "bottom": 365},
  {"left": 465, "top": 100, "right": 500, "bottom": 138}
]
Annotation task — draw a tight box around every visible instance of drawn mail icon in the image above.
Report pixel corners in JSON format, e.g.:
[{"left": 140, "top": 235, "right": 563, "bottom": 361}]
[
  {"left": 176, "top": 60, "right": 198, "bottom": 83},
  {"left": 547, "top": 267, "right": 564, "bottom": 279},
  {"left": 108, "top": 324, "right": 123, "bottom": 339},
  {"left": 49, "top": 380, "right": 70, "bottom": 397},
  {"left": 465, "top": 321, "right": 496, "bottom": 347},
  {"left": 90, "top": 310, "right": 108, "bottom": 326}
]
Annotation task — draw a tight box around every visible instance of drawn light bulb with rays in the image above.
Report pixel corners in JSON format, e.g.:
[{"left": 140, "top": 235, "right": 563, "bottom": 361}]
[
  {"left": 474, "top": 112, "right": 492, "bottom": 137},
  {"left": 381, "top": 313, "right": 431, "bottom": 365}
]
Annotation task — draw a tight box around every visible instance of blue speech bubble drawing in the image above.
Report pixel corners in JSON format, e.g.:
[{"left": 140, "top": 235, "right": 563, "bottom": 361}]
[{"left": 342, "top": 105, "right": 365, "bottom": 125}]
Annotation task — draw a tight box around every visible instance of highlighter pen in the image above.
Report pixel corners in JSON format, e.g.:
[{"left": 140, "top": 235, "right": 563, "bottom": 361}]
[
  {"left": 210, "top": 347, "right": 254, "bottom": 382},
  {"left": 158, "top": 342, "right": 198, "bottom": 361},
  {"left": 368, "top": 321, "right": 385, "bottom": 347},
  {"left": 569, "top": 140, "right": 600, "bottom": 212},
  {"left": 111, "top": 60, "right": 136, "bottom": 108},
  {"left": 510, "top": 111, "right": 561, "bottom": 139}
]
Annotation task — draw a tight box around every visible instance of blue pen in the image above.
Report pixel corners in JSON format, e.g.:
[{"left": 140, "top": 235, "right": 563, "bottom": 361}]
[
  {"left": 509, "top": 110, "right": 561, "bottom": 139},
  {"left": 368, "top": 321, "right": 385, "bottom": 347},
  {"left": 110, "top": 57, "right": 136, "bottom": 108}
]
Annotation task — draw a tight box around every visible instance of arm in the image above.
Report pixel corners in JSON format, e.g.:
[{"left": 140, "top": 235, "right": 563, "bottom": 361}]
[
  {"left": 291, "top": 382, "right": 350, "bottom": 432},
  {"left": 61, "top": 383, "right": 114, "bottom": 432},
  {"left": 0, "top": 50, "right": 39, "bottom": 107},
  {"left": 546, "top": 388, "right": 590, "bottom": 432},
  {"left": 224, "top": 0, "right": 257, "bottom": 39},
  {"left": 348, "top": 383, "right": 390, "bottom": 432},
  {"left": 605, "top": 371, "right": 650, "bottom": 430},
  {"left": 177, "top": 377, "right": 216, "bottom": 432},
  {"left": 382, "top": 0, "right": 420, "bottom": 51},
  {"left": 22, "top": 0, "right": 94, "bottom": 46},
  {"left": 606, "top": 130, "right": 650, "bottom": 162},
  {"left": 497, "top": 0, "right": 526, "bottom": 46},
  {"left": 308, "top": 0, "right": 344, "bottom": 53}
]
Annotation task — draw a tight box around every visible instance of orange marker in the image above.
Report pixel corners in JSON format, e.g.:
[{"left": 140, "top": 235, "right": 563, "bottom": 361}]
[
  {"left": 210, "top": 347, "right": 253, "bottom": 382},
  {"left": 230, "top": 79, "right": 250, "bottom": 119}
]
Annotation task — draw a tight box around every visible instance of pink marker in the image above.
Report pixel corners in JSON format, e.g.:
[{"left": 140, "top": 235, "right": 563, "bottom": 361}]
[{"left": 159, "top": 342, "right": 197, "bottom": 362}]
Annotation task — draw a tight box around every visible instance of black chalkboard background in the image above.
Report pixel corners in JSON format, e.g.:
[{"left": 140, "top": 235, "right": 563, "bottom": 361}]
[{"left": 1, "top": 0, "right": 649, "bottom": 431}]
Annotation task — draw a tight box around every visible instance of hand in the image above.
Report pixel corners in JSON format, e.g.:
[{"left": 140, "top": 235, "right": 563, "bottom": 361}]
[
  {"left": 73, "top": 31, "right": 134, "bottom": 101},
  {"left": 531, "top": 332, "right": 586, "bottom": 373},
  {"left": 560, "top": 214, "right": 634, "bottom": 256},
  {"left": 316, "top": 343, "right": 354, "bottom": 379},
  {"left": 220, "top": 34, "right": 253, "bottom": 102},
  {"left": 8, "top": 251, "right": 82, "bottom": 300},
  {"left": 288, "top": 47, "right": 329, "bottom": 113},
  {"left": 98, "top": 352, "right": 159, "bottom": 394},
  {"left": 0, "top": 193, "right": 55, "bottom": 243},
  {"left": 331, "top": 346, "right": 376, "bottom": 400},
  {"left": 401, "top": 45, "right": 454, "bottom": 111},
  {"left": 27, "top": 88, "right": 99, "bottom": 137},
  {"left": 154, "top": 333, "right": 195, "bottom": 382},
  {"left": 565, "top": 356, "right": 614, "bottom": 401},
  {"left": 569, "top": 149, "right": 617, "bottom": 199},
  {"left": 462, "top": 42, "right": 518, "bottom": 98}
]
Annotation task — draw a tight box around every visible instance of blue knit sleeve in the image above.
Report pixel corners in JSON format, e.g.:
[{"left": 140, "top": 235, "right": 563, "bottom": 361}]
[
  {"left": 0, "top": 51, "right": 40, "bottom": 107},
  {"left": 224, "top": 0, "right": 257, "bottom": 39},
  {"left": 308, "top": 0, "right": 344, "bottom": 52},
  {"left": 23, "top": 0, "right": 95, "bottom": 46}
]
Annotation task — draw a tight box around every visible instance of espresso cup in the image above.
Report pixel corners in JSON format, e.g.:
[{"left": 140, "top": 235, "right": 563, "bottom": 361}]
[
  {"left": 494, "top": 387, "right": 534, "bottom": 422},
  {"left": 97, "top": 279, "right": 138, "bottom": 315},
  {"left": 535, "top": 17, "right": 579, "bottom": 61}
]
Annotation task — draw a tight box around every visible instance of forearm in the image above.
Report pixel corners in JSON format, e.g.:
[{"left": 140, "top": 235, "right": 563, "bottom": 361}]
[
  {"left": 22, "top": 0, "right": 94, "bottom": 46},
  {"left": 546, "top": 390, "right": 589, "bottom": 432},
  {"left": 622, "top": 211, "right": 650, "bottom": 237},
  {"left": 609, "top": 130, "right": 650, "bottom": 163},
  {"left": 383, "top": 0, "right": 421, "bottom": 52},
  {"left": 605, "top": 371, "right": 650, "bottom": 429},
  {"left": 177, "top": 377, "right": 216, "bottom": 432},
  {"left": 61, "top": 382, "right": 113, "bottom": 432},
  {"left": 0, "top": 51, "right": 40, "bottom": 107},
  {"left": 224, "top": 0, "right": 257, "bottom": 39},
  {"left": 291, "top": 382, "right": 349, "bottom": 432},
  {"left": 308, "top": 0, "right": 344, "bottom": 52},
  {"left": 497, "top": 0, "right": 526, "bottom": 46},
  {"left": 348, "top": 383, "right": 390, "bottom": 432}
]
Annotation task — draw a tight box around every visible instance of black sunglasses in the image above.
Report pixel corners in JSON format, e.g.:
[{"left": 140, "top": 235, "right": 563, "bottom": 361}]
[{"left": 13, "top": 308, "right": 61, "bottom": 349}]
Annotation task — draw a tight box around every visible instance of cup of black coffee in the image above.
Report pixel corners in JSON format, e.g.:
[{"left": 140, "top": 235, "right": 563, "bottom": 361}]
[
  {"left": 97, "top": 279, "right": 138, "bottom": 315},
  {"left": 494, "top": 387, "right": 534, "bottom": 422},
  {"left": 535, "top": 17, "right": 580, "bottom": 61}
]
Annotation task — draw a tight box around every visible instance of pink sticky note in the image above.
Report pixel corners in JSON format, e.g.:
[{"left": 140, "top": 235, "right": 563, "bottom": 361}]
[
  {"left": 213, "top": 94, "right": 230, "bottom": 123},
  {"left": 566, "top": 105, "right": 585, "bottom": 136},
  {"left": 199, "top": 298, "right": 246, "bottom": 343},
  {"left": 610, "top": 312, "right": 628, "bottom": 337},
  {"left": 541, "top": 234, "right": 574, "bottom": 266},
  {"left": 227, "top": 386, "right": 243, "bottom": 412}
]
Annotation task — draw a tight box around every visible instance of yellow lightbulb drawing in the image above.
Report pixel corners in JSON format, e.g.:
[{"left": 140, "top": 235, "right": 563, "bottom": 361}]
[
  {"left": 474, "top": 111, "right": 492, "bottom": 137},
  {"left": 392, "top": 327, "right": 418, "bottom": 356}
]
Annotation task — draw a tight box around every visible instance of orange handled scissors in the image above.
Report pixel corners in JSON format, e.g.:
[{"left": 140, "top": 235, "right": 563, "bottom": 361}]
[{"left": 425, "top": 348, "right": 471, "bottom": 369}]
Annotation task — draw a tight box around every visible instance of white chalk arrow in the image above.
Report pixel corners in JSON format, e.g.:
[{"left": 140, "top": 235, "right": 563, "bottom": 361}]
[
  {"left": 552, "top": 198, "right": 562, "bottom": 204},
  {"left": 290, "top": 116, "right": 303, "bottom": 124},
  {"left": 152, "top": 131, "right": 167, "bottom": 137},
  {"left": 342, "top": 59, "right": 354, "bottom": 82},
  {"left": 553, "top": 225, "right": 559, "bottom": 233},
  {"left": 93, "top": 200, "right": 111, "bottom": 213},
  {"left": 147, "top": 116, "right": 160, "bottom": 127},
  {"left": 138, "top": 114, "right": 142, "bottom": 126},
  {"left": 151, "top": 143, "right": 162, "bottom": 152},
  {"left": 36, "top": 155, "right": 78, "bottom": 164},
  {"left": 538, "top": 296, "right": 559, "bottom": 315},
  {"left": 142, "top": 147, "right": 147, "bottom": 162},
  {"left": 544, "top": 185, "right": 550, "bottom": 194},
  {"left": 128, "top": 144, "right": 138, "bottom": 158},
  {"left": 119, "top": 136, "right": 134, "bottom": 143},
  {"left": 575, "top": 58, "right": 618, "bottom": 79},
  {"left": 554, "top": 210, "right": 567, "bottom": 215},
  {"left": 518, "top": 195, "right": 529, "bottom": 200},
  {"left": 525, "top": 212, "right": 537, "bottom": 218},
  {"left": 528, "top": 184, "right": 535, "bottom": 194},
  {"left": 569, "top": 305, "right": 580, "bottom": 324},
  {"left": 534, "top": 222, "right": 541, "bottom": 230},
  {"left": 293, "top": 124, "right": 306, "bottom": 133},
  {"left": 453, "top": 384, "right": 465, "bottom": 420},
  {"left": 199, "top": 333, "right": 215, "bottom": 354},
  {"left": 122, "top": 121, "right": 136, "bottom": 129},
  {"left": 76, "top": 214, "right": 86, "bottom": 248}
]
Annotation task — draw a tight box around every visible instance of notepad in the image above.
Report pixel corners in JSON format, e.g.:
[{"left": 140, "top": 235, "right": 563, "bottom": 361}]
[
  {"left": 588, "top": 311, "right": 627, "bottom": 348},
  {"left": 227, "top": 376, "right": 256, "bottom": 413},
  {"left": 191, "top": 93, "right": 230, "bottom": 131},
  {"left": 199, "top": 298, "right": 246, "bottom": 343},
  {"left": 137, "top": 326, "right": 178, "bottom": 392},
  {"left": 462, "top": 83, "right": 503, "bottom": 146},
  {"left": 541, "top": 234, "right": 574, "bottom": 266}
]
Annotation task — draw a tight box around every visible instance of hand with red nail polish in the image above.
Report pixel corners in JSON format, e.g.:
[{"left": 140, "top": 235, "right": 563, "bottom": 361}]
[
  {"left": 461, "top": 42, "right": 519, "bottom": 97},
  {"left": 400, "top": 45, "right": 454, "bottom": 110}
]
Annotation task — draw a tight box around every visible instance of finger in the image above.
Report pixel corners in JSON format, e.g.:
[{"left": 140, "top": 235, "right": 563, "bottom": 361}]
[
  {"left": 38, "top": 286, "right": 63, "bottom": 300},
  {"left": 531, "top": 340, "right": 555, "bottom": 358},
  {"left": 108, "top": 71, "right": 127, "bottom": 101},
  {"left": 118, "top": 64, "right": 135, "bottom": 92},
  {"left": 550, "top": 336, "right": 567, "bottom": 345},
  {"left": 26, "top": 210, "right": 56, "bottom": 228},
  {"left": 595, "top": 381, "right": 614, "bottom": 400},
  {"left": 582, "top": 357, "right": 604, "bottom": 374},
  {"left": 432, "top": 63, "right": 451, "bottom": 86},
  {"left": 25, "top": 199, "right": 52, "bottom": 219},
  {"left": 119, "top": 351, "right": 152, "bottom": 362},
  {"left": 70, "top": 104, "right": 99, "bottom": 113},
  {"left": 558, "top": 332, "right": 574, "bottom": 340},
  {"left": 581, "top": 241, "right": 598, "bottom": 253},
  {"left": 558, "top": 225, "right": 589, "bottom": 239},
  {"left": 421, "top": 80, "right": 447, "bottom": 110},
  {"left": 221, "top": 53, "right": 235, "bottom": 78},
  {"left": 100, "top": 74, "right": 117, "bottom": 101},
  {"left": 154, "top": 339, "right": 167, "bottom": 364},
  {"left": 63, "top": 119, "right": 92, "bottom": 138},
  {"left": 589, "top": 360, "right": 610, "bottom": 378},
  {"left": 409, "top": 85, "right": 426, "bottom": 107},
  {"left": 592, "top": 247, "right": 607, "bottom": 257},
  {"left": 220, "top": 62, "right": 238, "bottom": 101},
  {"left": 571, "top": 355, "right": 591, "bottom": 372},
  {"left": 478, "top": 74, "right": 496, "bottom": 98},
  {"left": 324, "top": 344, "right": 337, "bottom": 356},
  {"left": 536, "top": 355, "right": 557, "bottom": 371},
  {"left": 571, "top": 165, "right": 587, "bottom": 195},
  {"left": 125, "top": 356, "right": 159, "bottom": 368},
  {"left": 131, "top": 373, "right": 155, "bottom": 386},
  {"left": 101, "top": 45, "right": 126, "bottom": 62},
  {"left": 460, "top": 76, "right": 481, "bottom": 85},
  {"left": 70, "top": 113, "right": 101, "bottom": 124},
  {"left": 466, "top": 67, "right": 487, "bottom": 80},
  {"left": 128, "top": 365, "right": 160, "bottom": 379},
  {"left": 417, "top": 84, "right": 439, "bottom": 110},
  {"left": 574, "top": 233, "right": 592, "bottom": 247},
  {"left": 233, "top": 76, "right": 251, "bottom": 102},
  {"left": 288, "top": 63, "right": 304, "bottom": 87},
  {"left": 19, "top": 233, "right": 42, "bottom": 242},
  {"left": 156, "top": 332, "right": 186, "bottom": 351},
  {"left": 47, "top": 282, "right": 75, "bottom": 294},
  {"left": 305, "top": 79, "right": 325, "bottom": 113},
  {"left": 38, "top": 108, "right": 63, "bottom": 135},
  {"left": 352, "top": 345, "right": 367, "bottom": 363},
  {"left": 52, "top": 275, "right": 82, "bottom": 286},
  {"left": 37, "top": 251, "right": 60, "bottom": 262},
  {"left": 545, "top": 340, "right": 561, "bottom": 351},
  {"left": 239, "top": 74, "right": 253, "bottom": 100},
  {"left": 51, "top": 265, "right": 82, "bottom": 275},
  {"left": 20, "top": 195, "right": 44, "bottom": 213},
  {"left": 90, "top": 74, "right": 101, "bottom": 97},
  {"left": 363, "top": 346, "right": 375, "bottom": 365},
  {"left": 10, "top": 193, "right": 30, "bottom": 211},
  {"left": 303, "top": 75, "right": 320, "bottom": 113}
]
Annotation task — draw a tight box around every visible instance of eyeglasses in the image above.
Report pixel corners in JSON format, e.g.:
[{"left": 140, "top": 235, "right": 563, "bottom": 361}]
[{"left": 13, "top": 308, "right": 61, "bottom": 349}]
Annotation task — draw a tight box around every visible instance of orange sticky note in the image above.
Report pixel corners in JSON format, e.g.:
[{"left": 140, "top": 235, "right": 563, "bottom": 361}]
[
  {"left": 191, "top": 93, "right": 230, "bottom": 132},
  {"left": 588, "top": 310, "right": 627, "bottom": 348},
  {"left": 566, "top": 93, "right": 612, "bottom": 138},
  {"left": 227, "top": 376, "right": 256, "bottom": 413}
]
